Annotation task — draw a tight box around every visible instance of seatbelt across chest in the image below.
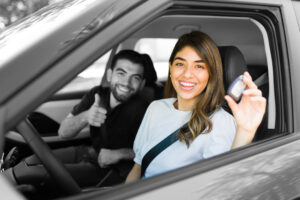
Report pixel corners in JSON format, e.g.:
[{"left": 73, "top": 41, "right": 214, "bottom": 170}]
[
  {"left": 141, "top": 123, "right": 186, "bottom": 177},
  {"left": 140, "top": 108, "right": 217, "bottom": 178}
]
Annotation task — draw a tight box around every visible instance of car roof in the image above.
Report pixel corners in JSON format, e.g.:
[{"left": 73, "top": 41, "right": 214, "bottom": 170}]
[{"left": 131, "top": 15, "right": 266, "bottom": 66}]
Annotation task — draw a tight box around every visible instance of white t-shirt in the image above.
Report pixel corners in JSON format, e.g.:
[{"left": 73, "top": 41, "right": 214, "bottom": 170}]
[{"left": 133, "top": 98, "right": 236, "bottom": 178}]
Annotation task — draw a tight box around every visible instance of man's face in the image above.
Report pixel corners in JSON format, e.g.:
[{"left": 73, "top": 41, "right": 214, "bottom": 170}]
[{"left": 108, "top": 59, "right": 145, "bottom": 103}]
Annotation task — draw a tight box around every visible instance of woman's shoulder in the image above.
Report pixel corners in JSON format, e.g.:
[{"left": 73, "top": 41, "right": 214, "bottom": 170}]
[
  {"left": 149, "top": 98, "right": 176, "bottom": 109},
  {"left": 210, "top": 108, "right": 236, "bottom": 138},
  {"left": 213, "top": 108, "right": 235, "bottom": 122}
]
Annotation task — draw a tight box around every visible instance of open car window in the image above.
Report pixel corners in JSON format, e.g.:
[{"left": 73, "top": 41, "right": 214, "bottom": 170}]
[{"left": 57, "top": 51, "right": 110, "bottom": 94}]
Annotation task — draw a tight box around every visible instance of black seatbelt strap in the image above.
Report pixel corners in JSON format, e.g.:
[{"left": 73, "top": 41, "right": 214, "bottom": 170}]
[
  {"left": 141, "top": 123, "right": 187, "bottom": 177},
  {"left": 254, "top": 72, "right": 268, "bottom": 87}
]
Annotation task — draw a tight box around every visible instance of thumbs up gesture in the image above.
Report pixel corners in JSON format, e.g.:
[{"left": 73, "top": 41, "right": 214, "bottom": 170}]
[{"left": 87, "top": 93, "right": 107, "bottom": 127}]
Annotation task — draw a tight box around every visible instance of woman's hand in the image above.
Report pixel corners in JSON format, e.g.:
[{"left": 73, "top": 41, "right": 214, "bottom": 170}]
[{"left": 225, "top": 72, "right": 266, "bottom": 148}]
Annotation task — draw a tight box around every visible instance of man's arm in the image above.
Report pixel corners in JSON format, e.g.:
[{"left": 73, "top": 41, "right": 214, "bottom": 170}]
[
  {"left": 59, "top": 93, "right": 107, "bottom": 139},
  {"left": 97, "top": 148, "right": 135, "bottom": 168},
  {"left": 58, "top": 112, "right": 89, "bottom": 139}
]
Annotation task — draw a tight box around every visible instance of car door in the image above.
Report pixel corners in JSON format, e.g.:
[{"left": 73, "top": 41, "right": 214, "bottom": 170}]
[{"left": 58, "top": 0, "right": 300, "bottom": 199}]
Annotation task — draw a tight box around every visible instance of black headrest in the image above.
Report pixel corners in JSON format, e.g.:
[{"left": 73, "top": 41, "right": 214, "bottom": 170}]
[
  {"left": 141, "top": 53, "right": 157, "bottom": 86},
  {"left": 219, "top": 46, "right": 247, "bottom": 91}
]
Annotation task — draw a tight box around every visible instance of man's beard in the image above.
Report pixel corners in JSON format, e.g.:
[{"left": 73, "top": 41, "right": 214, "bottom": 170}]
[{"left": 111, "top": 84, "right": 134, "bottom": 103}]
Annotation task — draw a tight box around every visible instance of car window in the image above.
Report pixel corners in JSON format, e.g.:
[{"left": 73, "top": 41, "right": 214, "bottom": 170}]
[
  {"left": 133, "top": 17, "right": 275, "bottom": 131},
  {"left": 57, "top": 51, "right": 111, "bottom": 94},
  {"left": 135, "top": 38, "right": 177, "bottom": 81}
]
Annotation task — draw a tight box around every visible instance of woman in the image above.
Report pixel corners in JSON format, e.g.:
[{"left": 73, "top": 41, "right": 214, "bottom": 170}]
[{"left": 126, "top": 31, "right": 266, "bottom": 181}]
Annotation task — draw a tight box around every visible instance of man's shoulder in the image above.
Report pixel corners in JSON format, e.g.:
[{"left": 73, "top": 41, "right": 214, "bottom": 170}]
[
  {"left": 127, "top": 94, "right": 150, "bottom": 108},
  {"left": 89, "top": 85, "right": 107, "bottom": 94},
  {"left": 87, "top": 86, "right": 110, "bottom": 100}
]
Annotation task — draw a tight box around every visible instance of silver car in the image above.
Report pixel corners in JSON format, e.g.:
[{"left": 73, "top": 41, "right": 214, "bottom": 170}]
[{"left": 0, "top": 0, "right": 300, "bottom": 199}]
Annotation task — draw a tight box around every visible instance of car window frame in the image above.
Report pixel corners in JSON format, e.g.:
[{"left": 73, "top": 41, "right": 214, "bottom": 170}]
[{"left": 62, "top": 2, "right": 293, "bottom": 200}]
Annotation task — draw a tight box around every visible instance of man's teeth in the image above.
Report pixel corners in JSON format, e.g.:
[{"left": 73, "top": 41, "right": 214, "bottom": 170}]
[
  {"left": 118, "top": 86, "right": 129, "bottom": 92},
  {"left": 180, "top": 82, "right": 195, "bottom": 87}
]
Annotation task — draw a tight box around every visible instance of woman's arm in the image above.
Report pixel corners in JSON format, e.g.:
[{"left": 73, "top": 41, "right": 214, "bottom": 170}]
[
  {"left": 225, "top": 72, "right": 266, "bottom": 149},
  {"left": 125, "top": 163, "right": 141, "bottom": 183}
]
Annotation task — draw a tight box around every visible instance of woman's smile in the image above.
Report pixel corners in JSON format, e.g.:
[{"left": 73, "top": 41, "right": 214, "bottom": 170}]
[{"left": 179, "top": 81, "right": 196, "bottom": 91}]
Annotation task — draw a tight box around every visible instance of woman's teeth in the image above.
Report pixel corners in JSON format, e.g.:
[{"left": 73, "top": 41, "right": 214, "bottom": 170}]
[{"left": 180, "top": 81, "right": 195, "bottom": 87}]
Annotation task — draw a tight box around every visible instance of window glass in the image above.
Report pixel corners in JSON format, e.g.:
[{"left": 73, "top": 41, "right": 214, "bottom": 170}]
[
  {"left": 57, "top": 51, "right": 110, "bottom": 94},
  {"left": 135, "top": 38, "right": 177, "bottom": 81}
]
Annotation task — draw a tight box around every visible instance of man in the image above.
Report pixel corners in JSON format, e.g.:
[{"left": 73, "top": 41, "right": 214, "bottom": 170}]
[{"left": 5, "top": 50, "right": 152, "bottom": 189}]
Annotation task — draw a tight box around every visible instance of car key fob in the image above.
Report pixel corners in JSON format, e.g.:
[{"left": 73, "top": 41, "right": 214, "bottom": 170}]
[{"left": 227, "top": 75, "right": 246, "bottom": 101}]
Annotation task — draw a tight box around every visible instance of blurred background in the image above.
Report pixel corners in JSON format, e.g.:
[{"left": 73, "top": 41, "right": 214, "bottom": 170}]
[{"left": 0, "top": 0, "right": 62, "bottom": 30}]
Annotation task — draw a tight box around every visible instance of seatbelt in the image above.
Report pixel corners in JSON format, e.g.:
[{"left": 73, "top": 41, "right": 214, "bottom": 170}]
[
  {"left": 141, "top": 123, "right": 186, "bottom": 178},
  {"left": 254, "top": 72, "right": 268, "bottom": 87}
]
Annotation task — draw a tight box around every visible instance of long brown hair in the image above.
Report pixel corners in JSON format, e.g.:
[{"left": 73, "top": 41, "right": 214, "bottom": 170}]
[{"left": 164, "top": 31, "right": 224, "bottom": 146}]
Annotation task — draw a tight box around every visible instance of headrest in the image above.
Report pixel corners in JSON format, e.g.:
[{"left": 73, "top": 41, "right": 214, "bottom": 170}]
[
  {"left": 219, "top": 46, "right": 247, "bottom": 91},
  {"left": 141, "top": 53, "right": 157, "bottom": 86}
]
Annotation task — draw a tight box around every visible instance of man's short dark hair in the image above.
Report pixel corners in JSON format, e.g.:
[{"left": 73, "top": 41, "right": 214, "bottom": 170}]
[
  {"left": 110, "top": 50, "right": 157, "bottom": 85},
  {"left": 111, "top": 50, "right": 145, "bottom": 71}
]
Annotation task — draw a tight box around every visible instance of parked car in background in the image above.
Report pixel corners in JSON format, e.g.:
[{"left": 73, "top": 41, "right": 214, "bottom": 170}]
[{"left": 0, "top": 0, "right": 300, "bottom": 199}]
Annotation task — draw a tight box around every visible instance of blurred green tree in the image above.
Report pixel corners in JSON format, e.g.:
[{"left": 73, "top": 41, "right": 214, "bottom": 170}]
[{"left": 0, "top": 0, "right": 51, "bottom": 29}]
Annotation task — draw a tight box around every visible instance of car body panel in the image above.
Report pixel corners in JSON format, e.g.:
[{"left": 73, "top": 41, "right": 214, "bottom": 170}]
[
  {"left": 129, "top": 135, "right": 300, "bottom": 200},
  {"left": 281, "top": 1, "right": 300, "bottom": 131}
]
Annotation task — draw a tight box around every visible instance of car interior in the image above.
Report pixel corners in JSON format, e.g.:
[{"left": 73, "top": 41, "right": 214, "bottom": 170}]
[{"left": 3, "top": 12, "right": 275, "bottom": 199}]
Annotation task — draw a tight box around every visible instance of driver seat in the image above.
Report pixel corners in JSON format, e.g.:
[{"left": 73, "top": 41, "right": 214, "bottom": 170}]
[
  {"left": 218, "top": 46, "right": 247, "bottom": 92},
  {"left": 218, "top": 46, "right": 268, "bottom": 141}
]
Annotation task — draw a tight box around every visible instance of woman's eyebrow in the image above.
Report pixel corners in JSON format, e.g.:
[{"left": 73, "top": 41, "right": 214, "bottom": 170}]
[
  {"left": 174, "top": 57, "right": 185, "bottom": 61},
  {"left": 174, "top": 57, "right": 204, "bottom": 63}
]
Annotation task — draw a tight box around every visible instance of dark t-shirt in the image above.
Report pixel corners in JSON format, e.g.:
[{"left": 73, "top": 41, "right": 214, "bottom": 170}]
[
  {"left": 71, "top": 86, "right": 149, "bottom": 153},
  {"left": 71, "top": 86, "right": 149, "bottom": 177}
]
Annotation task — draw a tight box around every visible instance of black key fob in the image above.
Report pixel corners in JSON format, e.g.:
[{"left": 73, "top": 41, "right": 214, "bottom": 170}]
[{"left": 227, "top": 75, "right": 246, "bottom": 101}]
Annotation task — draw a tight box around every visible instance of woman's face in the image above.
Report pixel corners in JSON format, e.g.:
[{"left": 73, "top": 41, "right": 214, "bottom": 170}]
[{"left": 170, "top": 46, "right": 209, "bottom": 108}]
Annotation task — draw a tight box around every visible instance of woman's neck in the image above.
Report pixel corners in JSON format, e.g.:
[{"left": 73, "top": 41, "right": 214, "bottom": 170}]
[{"left": 175, "top": 98, "right": 196, "bottom": 111}]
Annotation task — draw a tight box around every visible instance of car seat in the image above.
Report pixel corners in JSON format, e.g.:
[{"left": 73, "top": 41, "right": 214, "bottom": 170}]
[
  {"left": 139, "top": 53, "right": 164, "bottom": 102},
  {"left": 219, "top": 46, "right": 248, "bottom": 91},
  {"left": 218, "top": 46, "right": 268, "bottom": 141}
]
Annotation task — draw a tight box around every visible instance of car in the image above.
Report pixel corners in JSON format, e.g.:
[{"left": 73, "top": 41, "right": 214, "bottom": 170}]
[{"left": 0, "top": 0, "right": 300, "bottom": 199}]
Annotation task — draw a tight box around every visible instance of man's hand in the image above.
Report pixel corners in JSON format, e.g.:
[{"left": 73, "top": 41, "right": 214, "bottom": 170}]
[
  {"left": 97, "top": 148, "right": 121, "bottom": 168},
  {"left": 87, "top": 93, "right": 107, "bottom": 127},
  {"left": 97, "top": 148, "right": 135, "bottom": 168}
]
